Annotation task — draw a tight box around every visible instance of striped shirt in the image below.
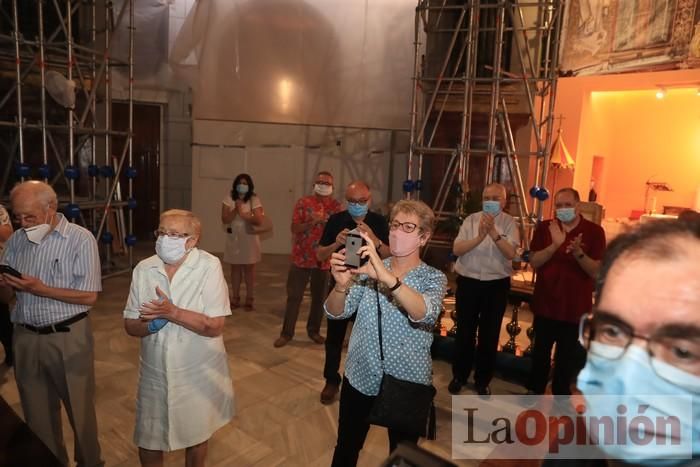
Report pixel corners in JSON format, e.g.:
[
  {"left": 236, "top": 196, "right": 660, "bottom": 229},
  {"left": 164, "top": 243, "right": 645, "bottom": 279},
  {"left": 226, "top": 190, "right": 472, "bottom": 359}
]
[{"left": 0, "top": 213, "right": 102, "bottom": 326}]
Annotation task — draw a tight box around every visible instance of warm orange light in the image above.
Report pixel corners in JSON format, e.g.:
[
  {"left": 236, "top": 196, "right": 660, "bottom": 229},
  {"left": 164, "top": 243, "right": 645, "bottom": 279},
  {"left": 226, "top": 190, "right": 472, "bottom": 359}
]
[{"left": 655, "top": 88, "right": 666, "bottom": 99}]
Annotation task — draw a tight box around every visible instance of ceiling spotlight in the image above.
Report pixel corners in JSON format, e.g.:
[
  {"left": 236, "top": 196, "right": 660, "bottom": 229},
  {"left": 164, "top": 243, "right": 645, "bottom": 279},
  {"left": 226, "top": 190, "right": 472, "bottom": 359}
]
[{"left": 656, "top": 87, "right": 666, "bottom": 99}]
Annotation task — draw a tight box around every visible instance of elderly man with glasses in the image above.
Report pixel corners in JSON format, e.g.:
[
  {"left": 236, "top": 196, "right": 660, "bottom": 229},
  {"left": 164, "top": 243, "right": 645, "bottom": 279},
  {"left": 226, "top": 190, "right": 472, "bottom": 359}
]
[
  {"left": 124, "top": 209, "right": 233, "bottom": 467},
  {"left": 0, "top": 181, "right": 103, "bottom": 467},
  {"left": 448, "top": 183, "right": 519, "bottom": 396},
  {"left": 315, "top": 180, "right": 390, "bottom": 404},
  {"left": 558, "top": 216, "right": 700, "bottom": 464}
]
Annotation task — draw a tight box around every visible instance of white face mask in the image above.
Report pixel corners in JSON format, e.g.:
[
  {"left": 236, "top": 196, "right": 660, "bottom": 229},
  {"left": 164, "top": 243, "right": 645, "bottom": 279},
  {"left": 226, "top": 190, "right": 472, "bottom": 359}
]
[
  {"left": 155, "top": 235, "right": 190, "bottom": 264},
  {"left": 314, "top": 183, "right": 333, "bottom": 196},
  {"left": 24, "top": 212, "right": 53, "bottom": 244}
]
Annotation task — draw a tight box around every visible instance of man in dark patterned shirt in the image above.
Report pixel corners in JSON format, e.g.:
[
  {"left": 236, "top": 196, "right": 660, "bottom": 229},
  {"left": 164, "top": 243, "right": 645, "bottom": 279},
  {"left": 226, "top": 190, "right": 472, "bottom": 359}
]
[{"left": 274, "top": 171, "right": 343, "bottom": 347}]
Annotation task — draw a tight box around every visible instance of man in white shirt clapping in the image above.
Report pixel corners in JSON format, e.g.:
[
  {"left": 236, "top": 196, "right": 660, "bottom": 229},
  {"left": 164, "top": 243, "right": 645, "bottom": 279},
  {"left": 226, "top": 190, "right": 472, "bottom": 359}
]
[{"left": 448, "top": 183, "right": 519, "bottom": 396}]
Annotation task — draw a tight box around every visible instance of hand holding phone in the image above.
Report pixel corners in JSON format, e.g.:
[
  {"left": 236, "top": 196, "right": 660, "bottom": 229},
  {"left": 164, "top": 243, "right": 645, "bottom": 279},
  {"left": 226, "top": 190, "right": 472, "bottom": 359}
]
[
  {"left": 0, "top": 264, "right": 22, "bottom": 279},
  {"left": 344, "top": 229, "right": 367, "bottom": 269}
]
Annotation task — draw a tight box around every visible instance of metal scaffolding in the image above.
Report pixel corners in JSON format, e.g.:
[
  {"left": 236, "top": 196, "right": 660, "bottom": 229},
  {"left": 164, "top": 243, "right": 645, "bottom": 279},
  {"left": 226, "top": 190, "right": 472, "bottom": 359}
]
[
  {"left": 408, "top": 0, "right": 565, "bottom": 249},
  {"left": 0, "top": 0, "right": 135, "bottom": 277}
]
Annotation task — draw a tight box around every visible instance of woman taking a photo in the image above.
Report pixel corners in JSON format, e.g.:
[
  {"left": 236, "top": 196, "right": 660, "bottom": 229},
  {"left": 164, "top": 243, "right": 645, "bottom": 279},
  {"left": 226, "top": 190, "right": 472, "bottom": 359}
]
[
  {"left": 325, "top": 200, "right": 447, "bottom": 467},
  {"left": 221, "top": 173, "right": 264, "bottom": 310}
]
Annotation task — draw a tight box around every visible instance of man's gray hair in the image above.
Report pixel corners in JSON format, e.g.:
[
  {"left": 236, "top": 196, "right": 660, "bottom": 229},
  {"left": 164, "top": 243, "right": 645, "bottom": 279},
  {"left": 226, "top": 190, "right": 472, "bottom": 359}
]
[
  {"left": 483, "top": 182, "right": 507, "bottom": 198},
  {"left": 10, "top": 181, "right": 58, "bottom": 209}
]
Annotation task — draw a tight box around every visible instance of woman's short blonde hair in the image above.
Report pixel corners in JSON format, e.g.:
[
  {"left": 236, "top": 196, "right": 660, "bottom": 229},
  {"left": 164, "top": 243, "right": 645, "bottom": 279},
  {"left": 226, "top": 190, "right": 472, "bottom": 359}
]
[
  {"left": 160, "top": 209, "right": 202, "bottom": 237},
  {"left": 390, "top": 200, "right": 435, "bottom": 234}
]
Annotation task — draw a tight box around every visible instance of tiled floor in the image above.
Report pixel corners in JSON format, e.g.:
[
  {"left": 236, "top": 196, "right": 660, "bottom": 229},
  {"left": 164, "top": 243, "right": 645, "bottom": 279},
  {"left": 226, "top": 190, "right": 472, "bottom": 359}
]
[{"left": 0, "top": 251, "right": 535, "bottom": 466}]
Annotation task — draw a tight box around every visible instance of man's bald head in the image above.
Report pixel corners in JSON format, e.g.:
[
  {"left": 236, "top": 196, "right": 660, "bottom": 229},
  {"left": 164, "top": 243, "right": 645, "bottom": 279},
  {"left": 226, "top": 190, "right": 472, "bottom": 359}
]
[
  {"left": 345, "top": 180, "right": 371, "bottom": 204},
  {"left": 10, "top": 181, "right": 58, "bottom": 209},
  {"left": 10, "top": 181, "right": 59, "bottom": 228}
]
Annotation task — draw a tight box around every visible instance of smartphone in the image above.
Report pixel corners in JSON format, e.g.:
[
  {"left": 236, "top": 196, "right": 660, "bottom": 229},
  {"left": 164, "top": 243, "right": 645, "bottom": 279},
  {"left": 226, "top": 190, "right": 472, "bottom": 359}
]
[
  {"left": 344, "top": 231, "right": 367, "bottom": 269},
  {"left": 0, "top": 264, "right": 22, "bottom": 279}
]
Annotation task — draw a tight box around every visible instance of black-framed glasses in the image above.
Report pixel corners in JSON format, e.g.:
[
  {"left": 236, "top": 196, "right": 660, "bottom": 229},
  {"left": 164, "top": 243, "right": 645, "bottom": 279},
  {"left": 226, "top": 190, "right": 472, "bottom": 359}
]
[
  {"left": 153, "top": 229, "right": 190, "bottom": 239},
  {"left": 346, "top": 197, "right": 369, "bottom": 204},
  {"left": 315, "top": 180, "right": 332, "bottom": 186},
  {"left": 579, "top": 312, "right": 700, "bottom": 390},
  {"left": 389, "top": 220, "right": 421, "bottom": 234}
]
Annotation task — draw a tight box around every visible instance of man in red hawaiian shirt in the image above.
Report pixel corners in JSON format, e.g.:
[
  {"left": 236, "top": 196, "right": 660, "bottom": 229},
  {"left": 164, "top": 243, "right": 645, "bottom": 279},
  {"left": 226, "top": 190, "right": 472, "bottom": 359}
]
[{"left": 274, "top": 171, "right": 343, "bottom": 347}]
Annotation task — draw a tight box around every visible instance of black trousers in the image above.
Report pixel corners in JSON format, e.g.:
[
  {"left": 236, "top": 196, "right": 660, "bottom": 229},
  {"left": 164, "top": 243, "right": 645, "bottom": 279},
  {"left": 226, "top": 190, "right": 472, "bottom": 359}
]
[
  {"left": 324, "top": 316, "right": 352, "bottom": 386},
  {"left": 527, "top": 315, "right": 587, "bottom": 395},
  {"left": 451, "top": 275, "right": 510, "bottom": 388},
  {"left": 0, "top": 301, "right": 11, "bottom": 362},
  {"left": 331, "top": 377, "right": 419, "bottom": 467}
]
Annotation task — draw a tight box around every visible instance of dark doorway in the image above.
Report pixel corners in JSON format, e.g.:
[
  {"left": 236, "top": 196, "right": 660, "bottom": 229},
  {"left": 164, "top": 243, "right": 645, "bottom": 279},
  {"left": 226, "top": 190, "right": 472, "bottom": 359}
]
[{"left": 112, "top": 102, "right": 161, "bottom": 240}]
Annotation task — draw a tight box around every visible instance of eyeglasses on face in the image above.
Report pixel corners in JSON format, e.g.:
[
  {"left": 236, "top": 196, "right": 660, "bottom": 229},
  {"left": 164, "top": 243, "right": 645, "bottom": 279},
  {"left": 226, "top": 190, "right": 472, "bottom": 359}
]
[
  {"left": 389, "top": 220, "right": 421, "bottom": 234},
  {"left": 579, "top": 312, "right": 700, "bottom": 390},
  {"left": 315, "top": 180, "right": 332, "bottom": 186},
  {"left": 153, "top": 229, "right": 191, "bottom": 239},
  {"left": 14, "top": 214, "right": 38, "bottom": 224},
  {"left": 346, "top": 198, "right": 369, "bottom": 204}
]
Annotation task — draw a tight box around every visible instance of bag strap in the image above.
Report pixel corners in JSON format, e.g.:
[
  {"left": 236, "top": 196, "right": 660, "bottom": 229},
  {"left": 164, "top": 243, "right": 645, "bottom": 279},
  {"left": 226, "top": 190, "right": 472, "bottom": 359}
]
[{"left": 374, "top": 282, "right": 385, "bottom": 365}]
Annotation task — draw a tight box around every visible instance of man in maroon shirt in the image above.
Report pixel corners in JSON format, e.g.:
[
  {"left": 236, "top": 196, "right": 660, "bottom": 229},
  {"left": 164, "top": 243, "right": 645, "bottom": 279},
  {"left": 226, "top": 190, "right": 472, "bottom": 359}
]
[
  {"left": 527, "top": 187, "right": 606, "bottom": 395},
  {"left": 274, "top": 171, "right": 342, "bottom": 348}
]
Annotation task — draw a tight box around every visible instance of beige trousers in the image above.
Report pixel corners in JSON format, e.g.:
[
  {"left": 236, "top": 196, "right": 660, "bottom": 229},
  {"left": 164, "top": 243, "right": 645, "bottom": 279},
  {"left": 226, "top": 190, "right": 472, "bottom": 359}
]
[{"left": 13, "top": 317, "right": 104, "bottom": 467}]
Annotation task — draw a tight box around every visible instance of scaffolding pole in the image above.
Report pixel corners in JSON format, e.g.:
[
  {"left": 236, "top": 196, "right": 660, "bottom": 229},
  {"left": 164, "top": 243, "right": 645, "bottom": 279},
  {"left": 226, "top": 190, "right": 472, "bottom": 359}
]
[
  {"left": 0, "top": 0, "right": 136, "bottom": 278},
  {"left": 409, "top": 0, "right": 564, "bottom": 238}
]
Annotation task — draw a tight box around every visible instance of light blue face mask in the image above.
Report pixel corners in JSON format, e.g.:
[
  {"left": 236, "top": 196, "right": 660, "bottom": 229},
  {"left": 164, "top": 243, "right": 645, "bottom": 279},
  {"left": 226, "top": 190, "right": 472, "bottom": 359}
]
[
  {"left": 555, "top": 207, "right": 576, "bottom": 223},
  {"left": 347, "top": 202, "right": 368, "bottom": 218},
  {"left": 577, "top": 342, "right": 700, "bottom": 466},
  {"left": 482, "top": 200, "right": 501, "bottom": 215},
  {"left": 236, "top": 184, "right": 249, "bottom": 195}
]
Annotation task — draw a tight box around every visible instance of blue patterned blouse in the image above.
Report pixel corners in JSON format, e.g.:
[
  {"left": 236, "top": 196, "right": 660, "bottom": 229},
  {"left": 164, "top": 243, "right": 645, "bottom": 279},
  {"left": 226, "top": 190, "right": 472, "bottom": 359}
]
[{"left": 326, "top": 258, "right": 447, "bottom": 396}]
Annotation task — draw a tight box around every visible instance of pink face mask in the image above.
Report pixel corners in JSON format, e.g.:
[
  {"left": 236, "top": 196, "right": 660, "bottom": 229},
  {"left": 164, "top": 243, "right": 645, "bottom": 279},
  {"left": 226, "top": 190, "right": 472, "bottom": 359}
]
[{"left": 389, "top": 230, "right": 423, "bottom": 257}]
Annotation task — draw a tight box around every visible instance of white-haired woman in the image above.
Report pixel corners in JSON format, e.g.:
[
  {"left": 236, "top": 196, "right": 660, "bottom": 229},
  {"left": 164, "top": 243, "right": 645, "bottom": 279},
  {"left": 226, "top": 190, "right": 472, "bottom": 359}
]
[
  {"left": 124, "top": 209, "right": 234, "bottom": 467},
  {"left": 325, "top": 200, "right": 447, "bottom": 466}
]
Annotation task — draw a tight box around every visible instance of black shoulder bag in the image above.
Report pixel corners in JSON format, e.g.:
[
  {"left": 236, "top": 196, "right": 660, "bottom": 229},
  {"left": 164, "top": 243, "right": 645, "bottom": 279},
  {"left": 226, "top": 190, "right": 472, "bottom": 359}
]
[{"left": 367, "top": 282, "right": 436, "bottom": 439}]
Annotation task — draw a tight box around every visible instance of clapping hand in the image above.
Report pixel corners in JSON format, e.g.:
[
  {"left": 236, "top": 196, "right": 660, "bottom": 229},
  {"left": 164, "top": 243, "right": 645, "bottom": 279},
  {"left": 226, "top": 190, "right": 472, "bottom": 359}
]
[
  {"left": 565, "top": 233, "right": 584, "bottom": 257},
  {"left": 482, "top": 213, "right": 499, "bottom": 239},
  {"left": 139, "top": 287, "right": 176, "bottom": 321},
  {"left": 478, "top": 214, "right": 494, "bottom": 239},
  {"left": 310, "top": 209, "right": 325, "bottom": 225},
  {"left": 549, "top": 221, "right": 566, "bottom": 247}
]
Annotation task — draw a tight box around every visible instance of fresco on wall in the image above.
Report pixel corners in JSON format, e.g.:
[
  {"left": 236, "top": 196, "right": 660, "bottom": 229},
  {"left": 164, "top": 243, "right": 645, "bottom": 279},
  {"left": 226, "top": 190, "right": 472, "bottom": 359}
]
[{"left": 559, "top": 0, "right": 700, "bottom": 75}]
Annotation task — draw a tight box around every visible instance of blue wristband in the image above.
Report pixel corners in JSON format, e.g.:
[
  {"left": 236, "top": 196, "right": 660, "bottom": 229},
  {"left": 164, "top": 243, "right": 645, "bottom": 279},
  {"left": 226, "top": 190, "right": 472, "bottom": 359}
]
[{"left": 147, "top": 318, "right": 168, "bottom": 333}]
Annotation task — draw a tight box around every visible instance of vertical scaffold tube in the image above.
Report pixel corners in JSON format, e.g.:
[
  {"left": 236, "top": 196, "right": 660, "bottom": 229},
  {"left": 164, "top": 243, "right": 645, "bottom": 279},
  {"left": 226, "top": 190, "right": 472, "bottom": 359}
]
[
  {"left": 38, "top": 0, "right": 48, "bottom": 178},
  {"left": 12, "top": 0, "right": 25, "bottom": 176}
]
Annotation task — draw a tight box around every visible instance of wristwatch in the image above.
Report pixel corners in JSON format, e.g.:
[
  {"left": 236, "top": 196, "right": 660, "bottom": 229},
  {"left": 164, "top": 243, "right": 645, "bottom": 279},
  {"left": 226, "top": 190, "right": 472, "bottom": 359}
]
[{"left": 389, "top": 277, "right": 402, "bottom": 292}]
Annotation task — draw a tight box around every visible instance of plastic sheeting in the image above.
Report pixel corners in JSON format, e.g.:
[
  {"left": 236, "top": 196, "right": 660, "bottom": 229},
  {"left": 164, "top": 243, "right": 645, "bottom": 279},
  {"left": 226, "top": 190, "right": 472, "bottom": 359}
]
[
  {"left": 170, "top": 0, "right": 416, "bottom": 130},
  {"left": 190, "top": 120, "right": 408, "bottom": 254},
  {"left": 112, "top": 0, "right": 170, "bottom": 83}
]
